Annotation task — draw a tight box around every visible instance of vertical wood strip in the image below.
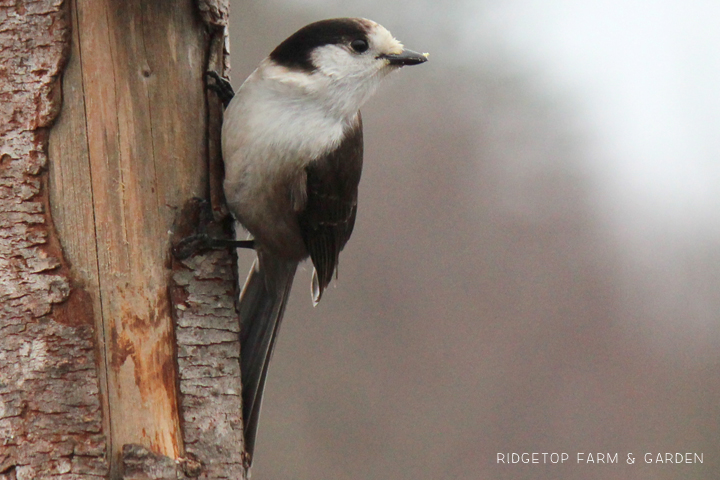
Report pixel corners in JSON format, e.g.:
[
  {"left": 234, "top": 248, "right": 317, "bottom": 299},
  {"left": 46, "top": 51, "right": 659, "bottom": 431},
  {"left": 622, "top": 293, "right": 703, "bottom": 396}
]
[{"left": 48, "top": 0, "right": 208, "bottom": 475}]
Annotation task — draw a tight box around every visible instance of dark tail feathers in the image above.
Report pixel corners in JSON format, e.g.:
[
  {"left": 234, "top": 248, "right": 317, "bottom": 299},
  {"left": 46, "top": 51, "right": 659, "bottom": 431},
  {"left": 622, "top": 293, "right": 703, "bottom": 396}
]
[{"left": 238, "top": 253, "right": 298, "bottom": 465}]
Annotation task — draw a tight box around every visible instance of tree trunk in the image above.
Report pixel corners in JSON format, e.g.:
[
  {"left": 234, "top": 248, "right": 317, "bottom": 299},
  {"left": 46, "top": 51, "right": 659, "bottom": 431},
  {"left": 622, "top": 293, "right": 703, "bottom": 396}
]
[{"left": 1, "top": 0, "right": 245, "bottom": 479}]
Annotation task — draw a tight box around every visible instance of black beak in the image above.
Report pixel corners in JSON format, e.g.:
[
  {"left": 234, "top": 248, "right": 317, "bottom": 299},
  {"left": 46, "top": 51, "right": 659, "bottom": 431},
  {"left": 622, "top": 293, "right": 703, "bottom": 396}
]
[{"left": 379, "top": 49, "right": 428, "bottom": 66}]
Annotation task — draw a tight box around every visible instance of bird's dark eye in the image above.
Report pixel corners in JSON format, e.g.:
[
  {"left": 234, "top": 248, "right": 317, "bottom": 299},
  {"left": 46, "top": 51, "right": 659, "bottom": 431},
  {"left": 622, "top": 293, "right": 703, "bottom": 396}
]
[{"left": 350, "top": 39, "right": 369, "bottom": 53}]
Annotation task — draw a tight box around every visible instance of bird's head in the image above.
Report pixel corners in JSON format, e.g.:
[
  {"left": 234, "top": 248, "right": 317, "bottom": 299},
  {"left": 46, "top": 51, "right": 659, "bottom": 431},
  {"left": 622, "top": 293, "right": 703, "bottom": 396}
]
[{"left": 263, "top": 18, "right": 428, "bottom": 118}]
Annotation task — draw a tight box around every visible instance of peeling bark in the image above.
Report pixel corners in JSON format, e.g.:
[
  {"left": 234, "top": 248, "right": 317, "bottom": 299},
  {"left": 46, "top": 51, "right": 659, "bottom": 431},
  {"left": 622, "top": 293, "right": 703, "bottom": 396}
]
[
  {"left": 0, "top": 0, "right": 107, "bottom": 479},
  {"left": 169, "top": 2, "right": 248, "bottom": 478},
  {"left": 120, "top": 444, "right": 201, "bottom": 480},
  {"left": 48, "top": 0, "right": 209, "bottom": 473},
  {"left": 172, "top": 250, "right": 245, "bottom": 479},
  {"left": 2, "top": 0, "right": 245, "bottom": 478}
]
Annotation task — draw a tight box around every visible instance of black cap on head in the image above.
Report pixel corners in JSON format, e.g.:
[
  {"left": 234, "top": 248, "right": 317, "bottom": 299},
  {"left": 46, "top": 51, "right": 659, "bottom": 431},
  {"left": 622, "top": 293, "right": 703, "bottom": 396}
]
[{"left": 269, "top": 18, "right": 371, "bottom": 72}]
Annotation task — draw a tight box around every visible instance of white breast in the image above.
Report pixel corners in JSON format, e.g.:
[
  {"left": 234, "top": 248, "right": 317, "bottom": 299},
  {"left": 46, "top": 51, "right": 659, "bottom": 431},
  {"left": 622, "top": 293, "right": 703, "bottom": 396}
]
[
  {"left": 221, "top": 61, "right": 359, "bottom": 256},
  {"left": 223, "top": 61, "right": 351, "bottom": 171}
]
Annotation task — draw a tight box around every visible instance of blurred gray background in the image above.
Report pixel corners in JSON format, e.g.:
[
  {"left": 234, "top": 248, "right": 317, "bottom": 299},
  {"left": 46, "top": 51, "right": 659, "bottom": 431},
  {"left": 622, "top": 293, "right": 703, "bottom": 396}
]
[{"left": 227, "top": 1, "right": 720, "bottom": 478}]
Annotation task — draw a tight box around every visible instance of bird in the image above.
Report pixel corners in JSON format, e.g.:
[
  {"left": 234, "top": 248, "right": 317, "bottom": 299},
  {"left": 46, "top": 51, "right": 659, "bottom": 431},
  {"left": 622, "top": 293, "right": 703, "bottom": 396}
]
[{"left": 220, "top": 17, "right": 427, "bottom": 464}]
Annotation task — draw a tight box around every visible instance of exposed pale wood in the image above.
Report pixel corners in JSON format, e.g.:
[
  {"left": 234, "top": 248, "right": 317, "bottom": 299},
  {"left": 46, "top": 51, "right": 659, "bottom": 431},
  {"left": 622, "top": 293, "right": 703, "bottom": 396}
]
[
  {"left": 0, "top": 0, "right": 107, "bottom": 478},
  {"left": 3, "top": 0, "right": 246, "bottom": 477},
  {"left": 47, "top": 0, "right": 212, "bottom": 476},
  {"left": 47, "top": 0, "right": 247, "bottom": 477}
]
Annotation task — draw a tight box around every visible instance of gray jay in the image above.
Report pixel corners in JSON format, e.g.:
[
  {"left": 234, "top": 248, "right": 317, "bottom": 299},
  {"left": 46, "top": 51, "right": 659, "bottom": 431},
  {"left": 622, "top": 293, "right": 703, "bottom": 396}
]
[{"left": 221, "top": 17, "right": 427, "bottom": 463}]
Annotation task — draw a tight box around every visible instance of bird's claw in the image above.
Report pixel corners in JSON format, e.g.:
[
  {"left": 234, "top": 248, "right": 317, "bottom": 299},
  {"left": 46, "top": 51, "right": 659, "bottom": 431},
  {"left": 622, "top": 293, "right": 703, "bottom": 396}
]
[{"left": 205, "top": 71, "right": 235, "bottom": 108}]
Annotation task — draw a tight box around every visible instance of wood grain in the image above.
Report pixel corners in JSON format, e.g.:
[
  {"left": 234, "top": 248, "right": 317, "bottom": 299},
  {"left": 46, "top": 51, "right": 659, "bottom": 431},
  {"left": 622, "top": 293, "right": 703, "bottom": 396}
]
[
  {"left": 48, "top": 0, "right": 209, "bottom": 475},
  {"left": 0, "top": 0, "right": 247, "bottom": 477}
]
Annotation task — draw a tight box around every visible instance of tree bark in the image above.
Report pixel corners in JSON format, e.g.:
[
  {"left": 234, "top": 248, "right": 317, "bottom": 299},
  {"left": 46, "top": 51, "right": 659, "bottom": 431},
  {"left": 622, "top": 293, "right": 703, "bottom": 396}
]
[
  {"left": 0, "top": 1, "right": 106, "bottom": 479},
  {"left": 1, "top": 0, "right": 245, "bottom": 479}
]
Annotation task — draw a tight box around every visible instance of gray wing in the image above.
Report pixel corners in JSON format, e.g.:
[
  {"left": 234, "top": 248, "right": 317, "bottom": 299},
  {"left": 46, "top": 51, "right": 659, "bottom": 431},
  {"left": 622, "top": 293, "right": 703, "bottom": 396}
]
[{"left": 297, "top": 113, "right": 363, "bottom": 303}]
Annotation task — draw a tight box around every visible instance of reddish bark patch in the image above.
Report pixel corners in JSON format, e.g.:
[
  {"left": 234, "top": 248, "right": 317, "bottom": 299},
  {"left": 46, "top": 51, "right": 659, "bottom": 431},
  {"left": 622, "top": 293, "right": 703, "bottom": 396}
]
[{"left": 51, "top": 285, "right": 95, "bottom": 327}]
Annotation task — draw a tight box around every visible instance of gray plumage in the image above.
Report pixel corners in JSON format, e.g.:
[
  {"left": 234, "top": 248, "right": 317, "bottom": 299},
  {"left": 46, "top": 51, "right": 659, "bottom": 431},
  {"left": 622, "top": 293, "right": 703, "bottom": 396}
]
[{"left": 221, "top": 17, "right": 427, "bottom": 465}]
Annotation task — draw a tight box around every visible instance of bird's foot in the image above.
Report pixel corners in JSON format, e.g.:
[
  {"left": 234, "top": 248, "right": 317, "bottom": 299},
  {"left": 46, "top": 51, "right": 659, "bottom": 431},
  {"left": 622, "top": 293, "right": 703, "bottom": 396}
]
[
  {"left": 205, "top": 71, "right": 235, "bottom": 108},
  {"left": 173, "top": 234, "right": 255, "bottom": 260},
  {"left": 171, "top": 197, "right": 252, "bottom": 260}
]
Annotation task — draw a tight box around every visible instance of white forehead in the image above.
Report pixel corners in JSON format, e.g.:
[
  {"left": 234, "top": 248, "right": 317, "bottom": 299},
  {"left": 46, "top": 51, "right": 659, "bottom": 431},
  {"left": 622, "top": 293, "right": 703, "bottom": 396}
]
[{"left": 365, "top": 20, "right": 404, "bottom": 55}]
